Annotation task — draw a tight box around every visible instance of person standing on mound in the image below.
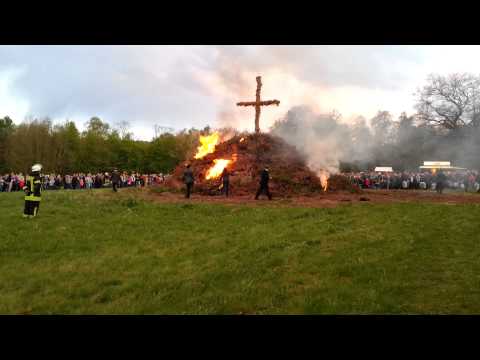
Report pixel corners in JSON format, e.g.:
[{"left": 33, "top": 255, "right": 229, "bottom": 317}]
[
  {"left": 220, "top": 167, "right": 230, "bottom": 197},
  {"left": 255, "top": 167, "right": 272, "bottom": 200}
]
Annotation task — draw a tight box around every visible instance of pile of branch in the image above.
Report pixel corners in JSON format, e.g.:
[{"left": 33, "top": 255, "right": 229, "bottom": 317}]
[{"left": 165, "top": 133, "right": 323, "bottom": 197}]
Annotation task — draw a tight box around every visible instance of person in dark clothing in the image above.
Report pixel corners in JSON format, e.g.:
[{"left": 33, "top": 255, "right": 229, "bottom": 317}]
[
  {"left": 5, "top": 174, "right": 11, "bottom": 192},
  {"left": 183, "top": 164, "right": 194, "bottom": 199},
  {"left": 55, "top": 176, "right": 61, "bottom": 189},
  {"left": 111, "top": 169, "right": 121, "bottom": 192},
  {"left": 72, "top": 175, "right": 79, "bottom": 190},
  {"left": 94, "top": 174, "right": 102, "bottom": 189},
  {"left": 255, "top": 167, "right": 272, "bottom": 200},
  {"left": 436, "top": 170, "right": 447, "bottom": 194},
  {"left": 23, "top": 164, "right": 42, "bottom": 218},
  {"left": 463, "top": 174, "right": 469, "bottom": 192},
  {"left": 220, "top": 168, "right": 230, "bottom": 197}
]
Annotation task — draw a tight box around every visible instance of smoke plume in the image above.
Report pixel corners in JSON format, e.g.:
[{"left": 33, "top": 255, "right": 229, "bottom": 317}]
[
  {"left": 271, "top": 105, "right": 480, "bottom": 173},
  {"left": 270, "top": 106, "right": 353, "bottom": 175}
]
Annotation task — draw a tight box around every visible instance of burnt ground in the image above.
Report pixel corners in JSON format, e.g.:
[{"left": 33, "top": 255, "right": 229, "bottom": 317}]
[{"left": 139, "top": 188, "right": 480, "bottom": 208}]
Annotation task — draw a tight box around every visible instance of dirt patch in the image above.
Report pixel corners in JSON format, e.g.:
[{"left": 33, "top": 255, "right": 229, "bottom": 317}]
[{"left": 139, "top": 188, "right": 480, "bottom": 208}]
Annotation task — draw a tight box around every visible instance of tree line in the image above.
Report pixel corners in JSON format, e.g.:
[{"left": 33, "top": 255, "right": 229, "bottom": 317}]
[{"left": 0, "top": 116, "right": 204, "bottom": 174}]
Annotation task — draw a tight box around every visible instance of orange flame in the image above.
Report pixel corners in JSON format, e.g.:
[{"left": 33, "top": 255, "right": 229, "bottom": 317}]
[
  {"left": 195, "top": 132, "right": 220, "bottom": 159},
  {"left": 318, "top": 171, "right": 329, "bottom": 191},
  {"left": 239, "top": 137, "right": 245, "bottom": 143},
  {"left": 205, "top": 159, "right": 231, "bottom": 180}
]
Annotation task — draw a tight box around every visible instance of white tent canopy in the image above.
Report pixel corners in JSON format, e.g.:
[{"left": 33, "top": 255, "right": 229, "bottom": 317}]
[
  {"left": 375, "top": 167, "right": 393, "bottom": 172},
  {"left": 419, "top": 161, "right": 466, "bottom": 170}
]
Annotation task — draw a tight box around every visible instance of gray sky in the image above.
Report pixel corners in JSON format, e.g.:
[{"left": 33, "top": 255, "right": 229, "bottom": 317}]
[{"left": 1, "top": 45, "right": 480, "bottom": 140}]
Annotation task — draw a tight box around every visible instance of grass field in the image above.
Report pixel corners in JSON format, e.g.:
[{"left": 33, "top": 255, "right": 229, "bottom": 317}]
[{"left": 1, "top": 188, "right": 480, "bottom": 314}]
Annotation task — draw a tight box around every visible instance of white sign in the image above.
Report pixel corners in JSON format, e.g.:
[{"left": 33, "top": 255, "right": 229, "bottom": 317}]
[
  {"left": 424, "top": 161, "right": 450, "bottom": 166},
  {"left": 375, "top": 167, "right": 393, "bottom": 172}
]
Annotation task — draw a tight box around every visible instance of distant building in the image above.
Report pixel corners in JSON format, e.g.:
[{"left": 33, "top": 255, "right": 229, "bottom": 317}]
[{"left": 419, "top": 161, "right": 466, "bottom": 172}]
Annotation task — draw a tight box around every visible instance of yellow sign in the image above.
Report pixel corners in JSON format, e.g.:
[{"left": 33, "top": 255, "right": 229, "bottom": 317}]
[{"left": 423, "top": 161, "right": 450, "bottom": 166}]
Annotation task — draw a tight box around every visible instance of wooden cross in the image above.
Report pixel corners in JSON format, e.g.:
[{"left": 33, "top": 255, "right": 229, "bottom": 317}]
[{"left": 237, "top": 76, "right": 280, "bottom": 133}]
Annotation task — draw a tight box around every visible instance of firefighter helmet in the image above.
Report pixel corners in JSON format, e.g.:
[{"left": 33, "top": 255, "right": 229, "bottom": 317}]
[{"left": 31, "top": 163, "right": 42, "bottom": 172}]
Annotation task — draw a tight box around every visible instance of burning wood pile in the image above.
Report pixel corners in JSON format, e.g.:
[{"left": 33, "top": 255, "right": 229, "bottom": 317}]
[
  {"left": 166, "top": 131, "right": 324, "bottom": 196},
  {"left": 161, "top": 75, "right": 358, "bottom": 197}
]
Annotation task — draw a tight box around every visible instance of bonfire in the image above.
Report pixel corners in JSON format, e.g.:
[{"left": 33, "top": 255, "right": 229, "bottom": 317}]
[
  {"left": 163, "top": 75, "right": 357, "bottom": 196},
  {"left": 166, "top": 131, "right": 324, "bottom": 196}
]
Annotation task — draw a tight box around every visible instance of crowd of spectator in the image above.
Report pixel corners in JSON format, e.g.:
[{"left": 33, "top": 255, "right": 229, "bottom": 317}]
[
  {"left": 345, "top": 171, "right": 480, "bottom": 192},
  {"left": 4, "top": 169, "right": 480, "bottom": 193},
  {"left": 0, "top": 172, "right": 169, "bottom": 192},
  {"left": 0, "top": 173, "right": 26, "bottom": 192}
]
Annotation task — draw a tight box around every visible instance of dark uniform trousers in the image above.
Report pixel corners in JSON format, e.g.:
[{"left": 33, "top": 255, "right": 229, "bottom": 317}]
[
  {"left": 186, "top": 183, "right": 193, "bottom": 198},
  {"left": 24, "top": 200, "right": 40, "bottom": 216},
  {"left": 255, "top": 184, "right": 272, "bottom": 200},
  {"left": 436, "top": 182, "right": 444, "bottom": 194},
  {"left": 223, "top": 181, "right": 229, "bottom": 197}
]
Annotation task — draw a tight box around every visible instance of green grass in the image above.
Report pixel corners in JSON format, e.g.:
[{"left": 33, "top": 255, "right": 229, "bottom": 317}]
[{"left": 1, "top": 189, "right": 480, "bottom": 314}]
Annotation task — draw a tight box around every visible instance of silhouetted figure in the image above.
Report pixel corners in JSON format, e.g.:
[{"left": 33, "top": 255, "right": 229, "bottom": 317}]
[
  {"left": 255, "top": 167, "right": 272, "bottom": 200},
  {"left": 111, "top": 169, "right": 120, "bottom": 192},
  {"left": 221, "top": 168, "right": 230, "bottom": 197},
  {"left": 436, "top": 170, "right": 447, "bottom": 194},
  {"left": 183, "top": 164, "right": 194, "bottom": 199}
]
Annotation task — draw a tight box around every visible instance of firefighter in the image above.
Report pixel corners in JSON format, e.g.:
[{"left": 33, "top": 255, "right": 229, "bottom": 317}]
[
  {"left": 255, "top": 167, "right": 272, "bottom": 200},
  {"left": 183, "top": 164, "right": 194, "bottom": 199},
  {"left": 23, "top": 163, "right": 42, "bottom": 218}
]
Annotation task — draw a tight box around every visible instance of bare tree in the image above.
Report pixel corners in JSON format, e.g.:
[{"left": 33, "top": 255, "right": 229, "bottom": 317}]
[
  {"left": 370, "top": 110, "right": 395, "bottom": 146},
  {"left": 154, "top": 124, "right": 175, "bottom": 138},
  {"left": 330, "top": 109, "right": 342, "bottom": 122},
  {"left": 115, "top": 121, "right": 132, "bottom": 139},
  {"left": 415, "top": 73, "right": 480, "bottom": 130}
]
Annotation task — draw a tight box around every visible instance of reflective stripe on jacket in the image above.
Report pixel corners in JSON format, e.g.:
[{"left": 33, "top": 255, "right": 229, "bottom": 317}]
[{"left": 24, "top": 176, "right": 41, "bottom": 202}]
